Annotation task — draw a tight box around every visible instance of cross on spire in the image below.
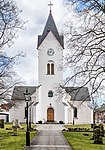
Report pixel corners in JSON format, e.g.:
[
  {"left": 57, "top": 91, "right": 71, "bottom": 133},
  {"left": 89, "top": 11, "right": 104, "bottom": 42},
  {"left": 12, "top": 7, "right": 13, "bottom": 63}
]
[{"left": 48, "top": 1, "right": 53, "bottom": 12}]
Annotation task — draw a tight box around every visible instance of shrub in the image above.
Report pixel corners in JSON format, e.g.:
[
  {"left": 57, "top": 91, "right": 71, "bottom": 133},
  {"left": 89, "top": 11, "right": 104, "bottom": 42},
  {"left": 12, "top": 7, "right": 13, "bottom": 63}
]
[
  {"left": 0, "top": 119, "right": 4, "bottom": 128},
  {"left": 38, "top": 121, "right": 42, "bottom": 124},
  {"left": 93, "top": 125, "right": 103, "bottom": 144},
  {"left": 59, "top": 121, "right": 64, "bottom": 124}
]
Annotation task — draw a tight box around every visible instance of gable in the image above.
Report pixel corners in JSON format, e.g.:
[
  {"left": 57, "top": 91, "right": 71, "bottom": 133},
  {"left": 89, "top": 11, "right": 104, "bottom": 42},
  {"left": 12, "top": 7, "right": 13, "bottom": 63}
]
[
  {"left": 37, "top": 12, "right": 64, "bottom": 48},
  {"left": 38, "top": 31, "right": 63, "bottom": 49}
]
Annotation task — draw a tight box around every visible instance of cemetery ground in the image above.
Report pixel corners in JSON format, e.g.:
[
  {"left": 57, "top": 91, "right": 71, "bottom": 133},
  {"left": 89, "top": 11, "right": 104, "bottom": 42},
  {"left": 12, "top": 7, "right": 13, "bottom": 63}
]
[
  {"left": 0, "top": 123, "right": 36, "bottom": 150},
  {"left": 64, "top": 124, "right": 105, "bottom": 150},
  {"left": 0, "top": 124, "right": 105, "bottom": 150}
]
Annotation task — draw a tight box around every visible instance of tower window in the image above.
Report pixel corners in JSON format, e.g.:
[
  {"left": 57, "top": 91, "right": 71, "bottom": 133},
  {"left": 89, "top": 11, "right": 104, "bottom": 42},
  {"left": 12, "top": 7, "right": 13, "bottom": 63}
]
[
  {"left": 47, "top": 63, "right": 50, "bottom": 74},
  {"left": 51, "top": 63, "right": 54, "bottom": 74},
  {"left": 47, "top": 61, "right": 54, "bottom": 75}
]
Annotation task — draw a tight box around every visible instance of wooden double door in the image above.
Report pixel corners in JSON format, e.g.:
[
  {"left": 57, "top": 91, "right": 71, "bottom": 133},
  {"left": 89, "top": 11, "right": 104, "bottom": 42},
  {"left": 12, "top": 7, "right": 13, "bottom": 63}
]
[{"left": 47, "top": 107, "right": 54, "bottom": 122}]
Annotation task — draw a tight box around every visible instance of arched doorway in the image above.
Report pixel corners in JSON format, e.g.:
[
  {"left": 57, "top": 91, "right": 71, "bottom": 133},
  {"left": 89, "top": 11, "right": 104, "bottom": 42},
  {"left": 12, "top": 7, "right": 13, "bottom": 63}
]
[{"left": 47, "top": 107, "right": 54, "bottom": 122}]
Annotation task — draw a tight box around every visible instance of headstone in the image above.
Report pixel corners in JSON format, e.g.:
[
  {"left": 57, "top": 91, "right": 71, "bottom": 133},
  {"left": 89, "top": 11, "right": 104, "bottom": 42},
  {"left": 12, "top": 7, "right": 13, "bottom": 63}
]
[
  {"left": 12, "top": 126, "right": 17, "bottom": 136},
  {"left": 12, "top": 119, "right": 20, "bottom": 136},
  {"left": 0, "top": 119, "right": 4, "bottom": 128},
  {"left": 12, "top": 119, "right": 20, "bottom": 128}
]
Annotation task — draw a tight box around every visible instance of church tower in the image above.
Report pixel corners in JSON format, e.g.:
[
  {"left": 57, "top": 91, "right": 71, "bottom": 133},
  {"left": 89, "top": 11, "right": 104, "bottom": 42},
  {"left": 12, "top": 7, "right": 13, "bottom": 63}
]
[{"left": 36, "top": 4, "right": 65, "bottom": 123}]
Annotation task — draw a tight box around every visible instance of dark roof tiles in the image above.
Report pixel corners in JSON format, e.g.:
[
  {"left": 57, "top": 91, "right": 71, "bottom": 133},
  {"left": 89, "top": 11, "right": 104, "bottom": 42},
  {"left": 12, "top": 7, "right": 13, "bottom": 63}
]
[
  {"left": 64, "top": 87, "right": 91, "bottom": 101},
  {"left": 11, "top": 86, "right": 38, "bottom": 101}
]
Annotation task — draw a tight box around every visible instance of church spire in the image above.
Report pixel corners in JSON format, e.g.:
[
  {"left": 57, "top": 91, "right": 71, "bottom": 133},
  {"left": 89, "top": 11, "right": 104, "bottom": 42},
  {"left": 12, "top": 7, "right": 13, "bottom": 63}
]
[{"left": 37, "top": 5, "right": 64, "bottom": 48}]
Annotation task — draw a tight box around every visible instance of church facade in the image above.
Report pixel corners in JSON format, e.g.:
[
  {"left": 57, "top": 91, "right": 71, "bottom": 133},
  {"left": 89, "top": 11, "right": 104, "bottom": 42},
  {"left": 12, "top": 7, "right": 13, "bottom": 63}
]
[
  {"left": 36, "top": 11, "right": 65, "bottom": 123},
  {"left": 9, "top": 9, "right": 93, "bottom": 124}
]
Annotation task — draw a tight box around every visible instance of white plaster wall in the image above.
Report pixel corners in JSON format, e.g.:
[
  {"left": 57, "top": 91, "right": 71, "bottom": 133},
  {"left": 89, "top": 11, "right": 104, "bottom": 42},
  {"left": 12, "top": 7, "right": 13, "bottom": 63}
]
[
  {"left": 38, "top": 32, "right": 63, "bottom": 84},
  {"left": 31, "top": 90, "right": 39, "bottom": 105},
  {"left": 36, "top": 32, "right": 65, "bottom": 123},
  {"left": 67, "top": 107, "right": 73, "bottom": 124},
  {"left": 32, "top": 106, "right": 36, "bottom": 123},
  {"left": 36, "top": 86, "right": 42, "bottom": 122},
  {"left": 9, "top": 100, "right": 26, "bottom": 123},
  {"left": 66, "top": 101, "right": 93, "bottom": 124},
  {"left": 9, "top": 93, "right": 37, "bottom": 123}
]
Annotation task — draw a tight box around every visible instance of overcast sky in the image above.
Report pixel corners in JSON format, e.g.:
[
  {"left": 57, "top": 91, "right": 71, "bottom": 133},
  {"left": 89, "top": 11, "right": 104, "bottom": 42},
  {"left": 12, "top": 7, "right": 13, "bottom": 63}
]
[{"left": 4, "top": 0, "right": 70, "bottom": 85}]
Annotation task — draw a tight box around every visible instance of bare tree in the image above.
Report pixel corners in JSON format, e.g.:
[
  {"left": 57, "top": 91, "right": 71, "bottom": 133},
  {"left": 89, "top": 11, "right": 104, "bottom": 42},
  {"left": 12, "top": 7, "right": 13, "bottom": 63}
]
[
  {"left": 0, "top": 0, "right": 25, "bottom": 101},
  {"left": 0, "top": 0, "right": 24, "bottom": 48},
  {"left": 0, "top": 52, "right": 24, "bottom": 101},
  {"left": 63, "top": 0, "right": 105, "bottom": 99},
  {"left": 66, "top": 0, "right": 105, "bottom": 13}
]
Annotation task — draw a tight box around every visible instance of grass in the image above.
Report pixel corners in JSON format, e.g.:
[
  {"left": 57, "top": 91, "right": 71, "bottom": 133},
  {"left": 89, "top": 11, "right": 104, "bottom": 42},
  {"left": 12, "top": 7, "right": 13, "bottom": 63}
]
[
  {"left": 65, "top": 124, "right": 105, "bottom": 129},
  {"left": 0, "top": 123, "right": 37, "bottom": 150},
  {"left": 63, "top": 124, "right": 105, "bottom": 150},
  {"left": 65, "top": 124, "right": 91, "bottom": 129}
]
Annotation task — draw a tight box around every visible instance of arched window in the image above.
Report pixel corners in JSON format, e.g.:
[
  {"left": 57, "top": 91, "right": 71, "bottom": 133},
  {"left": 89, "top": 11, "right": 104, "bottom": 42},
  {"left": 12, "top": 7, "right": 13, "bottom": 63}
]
[
  {"left": 47, "top": 61, "right": 54, "bottom": 75},
  {"left": 51, "top": 63, "right": 54, "bottom": 74},
  {"left": 47, "top": 63, "right": 50, "bottom": 74},
  {"left": 74, "top": 107, "right": 77, "bottom": 118}
]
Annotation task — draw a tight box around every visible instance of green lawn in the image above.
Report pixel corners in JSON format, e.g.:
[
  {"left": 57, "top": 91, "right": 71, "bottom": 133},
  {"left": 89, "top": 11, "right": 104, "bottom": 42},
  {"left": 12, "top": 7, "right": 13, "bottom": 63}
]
[
  {"left": 65, "top": 124, "right": 91, "bottom": 129},
  {"left": 64, "top": 124, "right": 105, "bottom": 150},
  {"left": 65, "top": 124, "right": 105, "bottom": 129},
  {"left": 0, "top": 123, "right": 36, "bottom": 150}
]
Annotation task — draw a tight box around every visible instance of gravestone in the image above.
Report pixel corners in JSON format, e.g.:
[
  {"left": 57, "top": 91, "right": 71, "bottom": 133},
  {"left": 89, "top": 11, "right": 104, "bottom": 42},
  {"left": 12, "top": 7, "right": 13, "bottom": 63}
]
[
  {"left": 0, "top": 119, "right": 4, "bottom": 128},
  {"left": 12, "top": 119, "right": 20, "bottom": 136},
  {"left": 12, "top": 119, "right": 20, "bottom": 128}
]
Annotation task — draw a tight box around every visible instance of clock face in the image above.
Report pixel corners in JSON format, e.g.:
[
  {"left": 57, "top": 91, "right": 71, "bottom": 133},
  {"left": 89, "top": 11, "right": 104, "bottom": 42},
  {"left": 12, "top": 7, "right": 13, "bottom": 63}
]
[{"left": 47, "top": 48, "right": 54, "bottom": 56}]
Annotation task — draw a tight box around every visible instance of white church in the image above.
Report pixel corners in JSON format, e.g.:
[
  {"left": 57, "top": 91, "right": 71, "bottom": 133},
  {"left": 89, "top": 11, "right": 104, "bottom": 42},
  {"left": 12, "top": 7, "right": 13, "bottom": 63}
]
[{"left": 9, "top": 6, "right": 93, "bottom": 124}]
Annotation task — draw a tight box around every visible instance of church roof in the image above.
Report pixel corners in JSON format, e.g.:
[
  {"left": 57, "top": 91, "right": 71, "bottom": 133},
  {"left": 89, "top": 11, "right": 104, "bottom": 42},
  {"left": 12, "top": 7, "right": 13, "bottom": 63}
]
[
  {"left": 0, "top": 103, "right": 12, "bottom": 111},
  {"left": 64, "top": 87, "right": 91, "bottom": 101},
  {"left": 37, "top": 12, "right": 64, "bottom": 48},
  {"left": 11, "top": 86, "right": 38, "bottom": 101}
]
